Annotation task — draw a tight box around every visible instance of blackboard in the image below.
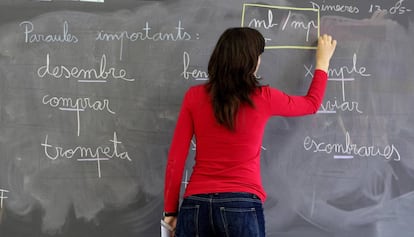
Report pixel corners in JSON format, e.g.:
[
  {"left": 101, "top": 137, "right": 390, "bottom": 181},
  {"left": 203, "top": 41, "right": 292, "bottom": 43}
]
[{"left": 0, "top": 0, "right": 413, "bottom": 236}]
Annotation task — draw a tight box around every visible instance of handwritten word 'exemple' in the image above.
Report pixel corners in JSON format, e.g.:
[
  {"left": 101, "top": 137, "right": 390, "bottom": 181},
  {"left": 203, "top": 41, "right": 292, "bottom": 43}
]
[
  {"left": 303, "top": 132, "right": 401, "bottom": 161},
  {"left": 41, "top": 132, "right": 131, "bottom": 178},
  {"left": 20, "top": 20, "right": 78, "bottom": 44},
  {"left": 305, "top": 53, "right": 371, "bottom": 114},
  {"left": 37, "top": 53, "right": 135, "bottom": 82},
  {"left": 0, "top": 189, "right": 9, "bottom": 209}
]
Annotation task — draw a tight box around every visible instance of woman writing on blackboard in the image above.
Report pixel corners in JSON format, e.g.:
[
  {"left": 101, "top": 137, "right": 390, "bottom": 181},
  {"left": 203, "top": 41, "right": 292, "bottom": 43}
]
[{"left": 163, "top": 27, "right": 336, "bottom": 237}]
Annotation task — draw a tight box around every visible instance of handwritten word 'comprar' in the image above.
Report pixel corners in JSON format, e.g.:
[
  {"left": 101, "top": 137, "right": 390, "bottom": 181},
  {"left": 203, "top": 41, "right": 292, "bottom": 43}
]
[
  {"left": 42, "top": 94, "right": 115, "bottom": 136},
  {"left": 42, "top": 95, "right": 115, "bottom": 114},
  {"left": 37, "top": 54, "right": 135, "bottom": 82},
  {"left": 303, "top": 132, "right": 401, "bottom": 161}
]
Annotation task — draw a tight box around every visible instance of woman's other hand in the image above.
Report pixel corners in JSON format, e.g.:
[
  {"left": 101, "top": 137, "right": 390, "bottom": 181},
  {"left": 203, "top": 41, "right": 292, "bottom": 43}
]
[{"left": 163, "top": 216, "right": 177, "bottom": 236}]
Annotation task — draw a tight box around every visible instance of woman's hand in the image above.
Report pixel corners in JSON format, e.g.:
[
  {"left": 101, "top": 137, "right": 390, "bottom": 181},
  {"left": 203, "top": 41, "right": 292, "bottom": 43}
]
[
  {"left": 315, "top": 34, "right": 337, "bottom": 72},
  {"left": 163, "top": 216, "right": 177, "bottom": 236}
]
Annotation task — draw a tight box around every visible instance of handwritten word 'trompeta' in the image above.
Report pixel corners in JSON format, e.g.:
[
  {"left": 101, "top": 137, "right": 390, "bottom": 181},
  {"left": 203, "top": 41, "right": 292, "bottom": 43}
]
[
  {"left": 41, "top": 132, "right": 131, "bottom": 178},
  {"left": 41, "top": 132, "right": 131, "bottom": 160}
]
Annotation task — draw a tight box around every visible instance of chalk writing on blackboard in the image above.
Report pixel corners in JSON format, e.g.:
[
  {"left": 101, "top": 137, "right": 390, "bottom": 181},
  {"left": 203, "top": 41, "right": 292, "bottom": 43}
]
[
  {"left": 241, "top": 4, "right": 319, "bottom": 49},
  {"left": 309, "top": 1, "right": 360, "bottom": 14},
  {"left": 37, "top": 54, "right": 135, "bottom": 82},
  {"left": 303, "top": 131, "right": 401, "bottom": 161},
  {"left": 96, "top": 20, "right": 194, "bottom": 60},
  {"left": 19, "top": 20, "right": 79, "bottom": 44},
  {"left": 305, "top": 53, "right": 371, "bottom": 114},
  {"left": 368, "top": 0, "right": 412, "bottom": 15},
  {"left": 181, "top": 51, "right": 208, "bottom": 81},
  {"left": 0, "top": 189, "right": 9, "bottom": 209},
  {"left": 42, "top": 94, "right": 115, "bottom": 136},
  {"left": 182, "top": 170, "right": 190, "bottom": 189},
  {"left": 40, "top": 132, "right": 131, "bottom": 178}
]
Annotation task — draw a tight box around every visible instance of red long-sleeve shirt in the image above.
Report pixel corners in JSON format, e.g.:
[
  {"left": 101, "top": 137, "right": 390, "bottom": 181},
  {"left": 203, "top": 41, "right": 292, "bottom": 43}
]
[{"left": 164, "top": 69, "right": 328, "bottom": 212}]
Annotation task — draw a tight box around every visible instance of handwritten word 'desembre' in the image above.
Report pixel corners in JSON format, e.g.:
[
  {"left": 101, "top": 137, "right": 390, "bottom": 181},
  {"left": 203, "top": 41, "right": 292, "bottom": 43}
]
[{"left": 37, "top": 54, "right": 135, "bottom": 82}]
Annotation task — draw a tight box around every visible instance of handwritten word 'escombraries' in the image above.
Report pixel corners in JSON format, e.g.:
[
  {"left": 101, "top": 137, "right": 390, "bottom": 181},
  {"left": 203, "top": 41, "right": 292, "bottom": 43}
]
[
  {"left": 37, "top": 53, "right": 135, "bottom": 82},
  {"left": 19, "top": 20, "right": 79, "bottom": 44},
  {"left": 0, "top": 189, "right": 9, "bottom": 208},
  {"left": 42, "top": 94, "right": 115, "bottom": 136},
  {"left": 303, "top": 132, "right": 401, "bottom": 161},
  {"left": 41, "top": 132, "right": 131, "bottom": 178}
]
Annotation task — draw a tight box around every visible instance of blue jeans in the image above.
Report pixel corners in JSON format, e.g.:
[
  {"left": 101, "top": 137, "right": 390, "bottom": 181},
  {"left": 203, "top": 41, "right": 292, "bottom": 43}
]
[{"left": 175, "top": 192, "right": 265, "bottom": 237}]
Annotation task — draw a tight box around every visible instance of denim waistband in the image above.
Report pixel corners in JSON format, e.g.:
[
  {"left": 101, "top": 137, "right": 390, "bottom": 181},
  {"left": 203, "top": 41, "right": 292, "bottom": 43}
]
[{"left": 186, "top": 192, "right": 262, "bottom": 203}]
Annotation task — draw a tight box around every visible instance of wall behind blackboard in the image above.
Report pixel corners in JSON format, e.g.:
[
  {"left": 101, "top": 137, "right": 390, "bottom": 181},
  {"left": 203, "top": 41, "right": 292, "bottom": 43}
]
[{"left": 0, "top": 0, "right": 413, "bottom": 237}]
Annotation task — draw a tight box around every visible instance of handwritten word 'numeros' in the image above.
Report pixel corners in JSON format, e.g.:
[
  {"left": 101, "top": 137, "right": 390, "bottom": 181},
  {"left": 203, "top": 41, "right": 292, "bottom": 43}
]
[
  {"left": 303, "top": 132, "right": 401, "bottom": 161},
  {"left": 37, "top": 53, "right": 135, "bottom": 82},
  {"left": 42, "top": 94, "right": 115, "bottom": 136},
  {"left": 19, "top": 20, "right": 78, "bottom": 43},
  {"left": 0, "top": 189, "right": 9, "bottom": 208},
  {"left": 181, "top": 51, "right": 208, "bottom": 80},
  {"left": 41, "top": 132, "right": 131, "bottom": 178}
]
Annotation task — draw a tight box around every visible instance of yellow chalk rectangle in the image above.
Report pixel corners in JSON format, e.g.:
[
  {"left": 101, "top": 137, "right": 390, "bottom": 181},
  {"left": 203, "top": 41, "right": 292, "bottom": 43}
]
[{"left": 241, "top": 3, "right": 320, "bottom": 50}]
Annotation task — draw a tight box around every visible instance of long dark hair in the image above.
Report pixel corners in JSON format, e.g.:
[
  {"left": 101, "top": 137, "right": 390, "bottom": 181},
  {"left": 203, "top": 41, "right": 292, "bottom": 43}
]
[{"left": 206, "top": 27, "right": 265, "bottom": 131}]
